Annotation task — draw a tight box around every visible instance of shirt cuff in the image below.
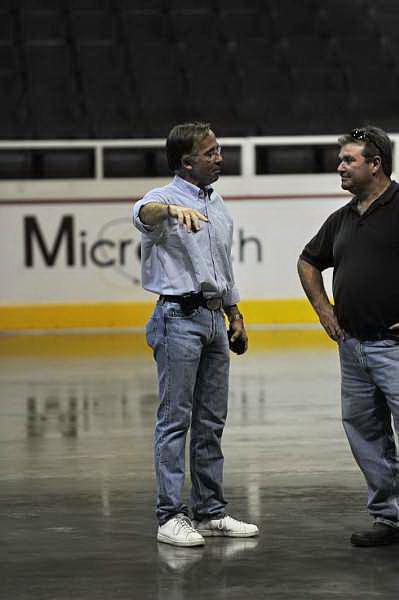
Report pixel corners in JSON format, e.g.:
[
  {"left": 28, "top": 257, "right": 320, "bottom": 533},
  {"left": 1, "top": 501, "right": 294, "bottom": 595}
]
[
  {"left": 299, "top": 252, "right": 325, "bottom": 271},
  {"left": 133, "top": 202, "right": 156, "bottom": 233}
]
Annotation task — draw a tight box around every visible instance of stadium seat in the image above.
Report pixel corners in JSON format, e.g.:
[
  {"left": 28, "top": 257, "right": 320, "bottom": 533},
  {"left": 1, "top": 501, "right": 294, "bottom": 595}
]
[
  {"left": 319, "top": 2, "right": 373, "bottom": 37},
  {"left": 170, "top": 0, "right": 215, "bottom": 11},
  {"left": 270, "top": 1, "right": 321, "bottom": 37},
  {"left": 181, "top": 43, "right": 237, "bottom": 124},
  {"left": 0, "top": 72, "right": 30, "bottom": 139},
  {"left": 0, "top": 44, "right": 19, "bottom": 73},
  {"left": 0, "top": 73, "right": 24, "bottom": 108},
  {"left": 120, "top": 10, "right": 169, "bottom": 41},
  {"left": 92, "top": 113, "right": 138, "bottom": 138},
  {"left": 170, "top": 10, "right": 220, "bottom": 42},
  {"left": 17, "top": 0, "right": 58, "bottom": 9},
  {"left": 114, "top": 0, "right": 167, "bottom": 11},
  {"left": 0, "top": 11, "right": 14, "bottom": 44},
  {"left": 298, "top": 90, "right": 354, "bottom": 135},
  {"left": 77, "top": 44, "right": 125, "bottom": 81},
  {"left": 25, "top": 44, "right": 74, "bottom": 82},
  {"left": 334, "top": 35, "right": 386, "bottom": 66},
  {"left": 219, "top": 10, "right": 268, "bottom": 41},
  {"left": 71, "top": 10, "right": 116, "bottom": 46},
  {"left": 281, "top": 35, "right": 337, "bottom": 69},
  {"left": 128, "top": 42, "right": 184, "bottom": 109},
  {"left": 216, "top": 0, "right": 265, "bottom": 10},
  {"left": 229, "top": 38, "right": 281, "bottom": 92},
  {"left": 29, "top": 85, "right": 89, "bottom": 138},
  {"left": 21, "top": 10, "right": 66, "bottom": 45},
  {"left": 374, "top": 6, "right": 399, "bottom": 37},
  {"left": 292, "top": 66, "right": 346, "bottom": 96},
  {"left": 345, "top": 65, "right": 396, "bottom": 95},
  {"left": 0, "top": 116, "right": 32, "bottom": 139},
  {"left": 68, "top": 0, "right": 111, "bottom": 8}
]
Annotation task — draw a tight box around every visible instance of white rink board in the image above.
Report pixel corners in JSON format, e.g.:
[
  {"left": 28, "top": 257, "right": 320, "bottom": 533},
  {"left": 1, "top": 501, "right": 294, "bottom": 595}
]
[{"left": 0, "top": 196, "right": 347, "bottom": 305}]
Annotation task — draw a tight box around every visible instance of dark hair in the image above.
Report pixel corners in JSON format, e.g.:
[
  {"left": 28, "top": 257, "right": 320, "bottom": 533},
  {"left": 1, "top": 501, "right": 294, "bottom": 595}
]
[
  {"left": 166, "top": 121, "right": 211, "bottom": 172},
  {"left": 338, "top": 126, "right": 392, "bottom": 177}
]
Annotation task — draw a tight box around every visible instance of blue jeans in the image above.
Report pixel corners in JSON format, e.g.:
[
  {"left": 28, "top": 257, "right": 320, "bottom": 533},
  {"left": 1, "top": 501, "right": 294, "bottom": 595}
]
[
  {"left": 146, "top": 300, "right": 229, "bottom": 525},
  {"left": 339, "top": 336, "right": 399, "bottom": 527}
]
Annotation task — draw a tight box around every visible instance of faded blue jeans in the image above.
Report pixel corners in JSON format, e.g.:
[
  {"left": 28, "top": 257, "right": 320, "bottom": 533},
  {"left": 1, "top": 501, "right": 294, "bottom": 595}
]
[
  {"left": 146, "top": 300, "right": 229, "bottom": 526},
  {"left": 339, "top": 336, "right": 399, "bottom": 527}
]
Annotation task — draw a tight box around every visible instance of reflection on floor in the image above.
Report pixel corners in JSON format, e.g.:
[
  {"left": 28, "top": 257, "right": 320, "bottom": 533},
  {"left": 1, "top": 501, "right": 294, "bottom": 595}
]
[{"left": 1, "top": 330, "right": 398, "bottom": 599}]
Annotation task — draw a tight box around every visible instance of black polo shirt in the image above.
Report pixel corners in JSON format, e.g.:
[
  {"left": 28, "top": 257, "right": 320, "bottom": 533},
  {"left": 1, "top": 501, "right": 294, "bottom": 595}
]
[{"left": 300, "top": 181, "right": 399, "bottom": 340}]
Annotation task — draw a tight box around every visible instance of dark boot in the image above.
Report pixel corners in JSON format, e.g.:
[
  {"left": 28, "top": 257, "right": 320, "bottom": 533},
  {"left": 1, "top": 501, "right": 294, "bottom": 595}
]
[{"left": 351, "top": 523, "right": 399, "bottom": 547}]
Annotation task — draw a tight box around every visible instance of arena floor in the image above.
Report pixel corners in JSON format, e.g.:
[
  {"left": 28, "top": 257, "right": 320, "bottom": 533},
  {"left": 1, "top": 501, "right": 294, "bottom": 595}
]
[{"left": 1, "top": 330, "right": 398, "bottom": 600}]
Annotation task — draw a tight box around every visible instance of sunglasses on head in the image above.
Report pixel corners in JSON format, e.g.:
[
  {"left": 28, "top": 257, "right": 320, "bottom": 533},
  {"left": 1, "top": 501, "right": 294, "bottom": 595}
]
[{"left": 350, "top": 128, "right": 384, "bottom": 157}]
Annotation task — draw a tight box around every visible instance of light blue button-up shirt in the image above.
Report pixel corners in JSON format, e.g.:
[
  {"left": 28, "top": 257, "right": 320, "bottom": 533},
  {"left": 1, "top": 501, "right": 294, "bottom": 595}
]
[{"left": 133, "top": 175, "right": 239, "bottom": 307}]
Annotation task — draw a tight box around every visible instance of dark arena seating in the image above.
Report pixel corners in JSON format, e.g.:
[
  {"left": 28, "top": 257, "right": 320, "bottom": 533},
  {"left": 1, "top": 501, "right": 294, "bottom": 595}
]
[{"left": 0, "top": 0, "right": 397, "bottom": 140}]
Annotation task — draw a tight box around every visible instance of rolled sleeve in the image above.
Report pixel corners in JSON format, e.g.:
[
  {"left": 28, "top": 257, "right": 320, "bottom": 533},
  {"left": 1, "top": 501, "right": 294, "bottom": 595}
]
[{"left": 132, "top": 192, "right": 168, "bottom": 233}]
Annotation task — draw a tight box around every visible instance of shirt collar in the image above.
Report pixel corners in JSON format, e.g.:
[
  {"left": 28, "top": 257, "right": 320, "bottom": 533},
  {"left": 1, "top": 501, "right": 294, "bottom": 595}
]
[
  {"left": 378, "top": 180, "right": 399, "bottom": 205},
  {"left": 173, "top": 175, "right": 213, "bottom": 199},
  {"left": 349, "top": 180, "right": 398, "bottom": 212}
]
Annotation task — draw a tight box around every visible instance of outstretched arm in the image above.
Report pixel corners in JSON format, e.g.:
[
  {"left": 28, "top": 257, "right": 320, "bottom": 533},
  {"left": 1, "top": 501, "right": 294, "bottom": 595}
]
[
  {"left": 139, "top": 203, "right": 208, "bottom": 233},
  {"left": 297, "top": 257, "right": 344, "bottom": 342}
]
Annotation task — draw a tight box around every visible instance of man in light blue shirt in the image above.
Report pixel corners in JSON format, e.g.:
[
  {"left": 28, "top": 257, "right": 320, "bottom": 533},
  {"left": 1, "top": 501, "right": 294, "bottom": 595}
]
[{"left": 133, "top": 122, "right": 259, "bottom": 547}]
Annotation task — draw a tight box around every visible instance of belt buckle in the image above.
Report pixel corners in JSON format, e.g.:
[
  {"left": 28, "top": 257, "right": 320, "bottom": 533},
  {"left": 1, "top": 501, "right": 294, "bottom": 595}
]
[{"left": 206, "top": 297, "right": 222, "bottom": 310}]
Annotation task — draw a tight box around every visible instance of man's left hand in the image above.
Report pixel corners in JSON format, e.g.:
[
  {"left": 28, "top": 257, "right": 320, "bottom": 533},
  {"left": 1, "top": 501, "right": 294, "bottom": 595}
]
[{"left": 228, "top": 318, "right": 248, "bottom": 354}]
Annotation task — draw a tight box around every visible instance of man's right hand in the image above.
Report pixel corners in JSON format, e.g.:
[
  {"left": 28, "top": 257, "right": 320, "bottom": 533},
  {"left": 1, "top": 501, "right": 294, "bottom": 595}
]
[
  {"left": 297, "top": 257, "right": 344, "bottom": 343},
  {"left": 318, "top": 304, "right": 345, "bottom": 342},
  {"left": 168, "top": 204, "right": 208, "bottom": 233}
]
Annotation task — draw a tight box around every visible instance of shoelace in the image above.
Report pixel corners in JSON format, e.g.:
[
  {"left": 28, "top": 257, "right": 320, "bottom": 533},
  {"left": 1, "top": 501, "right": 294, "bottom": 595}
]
[{"left": 174, "top": 515, "right": 196, "bottom": 535}]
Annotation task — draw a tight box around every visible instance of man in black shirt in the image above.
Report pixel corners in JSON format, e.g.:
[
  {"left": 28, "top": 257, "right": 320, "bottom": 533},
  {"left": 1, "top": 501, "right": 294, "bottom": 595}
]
[{"left": 298, "top": 126, "right": 399, "bottom": 547}]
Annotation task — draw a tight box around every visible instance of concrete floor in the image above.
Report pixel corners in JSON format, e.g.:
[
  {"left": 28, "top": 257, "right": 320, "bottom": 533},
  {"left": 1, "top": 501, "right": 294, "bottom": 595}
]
[{"left": 1, "top": 330, "right": 399, "bottom": 600}]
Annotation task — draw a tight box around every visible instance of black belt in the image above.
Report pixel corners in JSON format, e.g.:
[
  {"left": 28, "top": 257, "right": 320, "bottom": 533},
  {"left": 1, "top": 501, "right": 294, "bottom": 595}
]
[
  {"left": 159, "top": 292, "right": 223, "bottom": 312},
  {"left": 345, "top": 329, "right": 399, "bottom": 342}
]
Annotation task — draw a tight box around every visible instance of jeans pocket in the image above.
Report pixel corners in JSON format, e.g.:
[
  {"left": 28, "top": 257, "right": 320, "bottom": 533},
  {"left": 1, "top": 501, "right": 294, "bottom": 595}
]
[{"left": 145, "top": 316, "right": 158, "bottom": 348}]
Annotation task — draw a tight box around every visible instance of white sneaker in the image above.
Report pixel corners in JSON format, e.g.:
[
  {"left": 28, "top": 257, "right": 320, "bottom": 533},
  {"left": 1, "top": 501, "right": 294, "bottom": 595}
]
[
  {"left": 157, "top": 514, "right": 205, "bottom": 547},
  {"left": 193, "top": 514, "right": 259, "bottom": 538}
]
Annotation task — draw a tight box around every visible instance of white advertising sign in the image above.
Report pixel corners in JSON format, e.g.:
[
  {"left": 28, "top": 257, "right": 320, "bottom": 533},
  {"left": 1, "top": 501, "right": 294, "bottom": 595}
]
[{"left": 1, "top": 197, "right": 346, "bottom": 305}]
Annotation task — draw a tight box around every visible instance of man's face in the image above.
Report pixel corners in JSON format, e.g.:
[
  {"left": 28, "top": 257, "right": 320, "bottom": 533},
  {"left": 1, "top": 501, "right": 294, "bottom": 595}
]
[
  {"left": 188, "top": 130, "right": 222, "bottom": 187},
  {"left": 337, "top": 142, "right": 375, "bottom": 193}
]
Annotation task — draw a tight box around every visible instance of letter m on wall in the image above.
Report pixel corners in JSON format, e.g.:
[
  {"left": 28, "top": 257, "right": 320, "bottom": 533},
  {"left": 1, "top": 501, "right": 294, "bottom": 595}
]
[{"left": 24, "top": 215, "right": 75, "bottom": 267}]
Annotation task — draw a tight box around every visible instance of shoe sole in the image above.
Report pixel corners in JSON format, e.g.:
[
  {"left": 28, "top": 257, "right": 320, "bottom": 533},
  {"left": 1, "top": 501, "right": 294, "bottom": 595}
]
[
  {"left": 351, "top": 535, "right": 399, "bottom": 547},
  {"left": 196, "top": 530, "right": 259, "bottom": 538},
  {"left": 157, "top": 533, "right": 205, "bottom": 547}
]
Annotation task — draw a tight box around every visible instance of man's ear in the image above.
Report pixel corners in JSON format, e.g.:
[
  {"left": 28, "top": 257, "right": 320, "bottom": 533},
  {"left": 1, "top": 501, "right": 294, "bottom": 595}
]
[
  {"left": 372, "top": 155, "right": 382, "bottom": 174},
  {"left": 181, "top": 155, "right": 193, "bottom": 171}
]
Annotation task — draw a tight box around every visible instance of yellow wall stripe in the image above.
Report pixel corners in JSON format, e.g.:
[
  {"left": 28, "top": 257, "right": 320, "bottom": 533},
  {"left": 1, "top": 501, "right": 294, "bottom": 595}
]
[
  {"left": 0, "top": 329, "right": 334, "bottom": 358},
  {"left": 0, "top": 298, "right": 319, "bottom": 331}
]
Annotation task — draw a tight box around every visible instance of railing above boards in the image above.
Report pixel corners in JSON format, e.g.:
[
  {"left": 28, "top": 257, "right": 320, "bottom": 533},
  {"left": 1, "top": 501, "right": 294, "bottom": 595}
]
[{"left": 2, "top": 135, "right": 396, "bottom": 181}]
